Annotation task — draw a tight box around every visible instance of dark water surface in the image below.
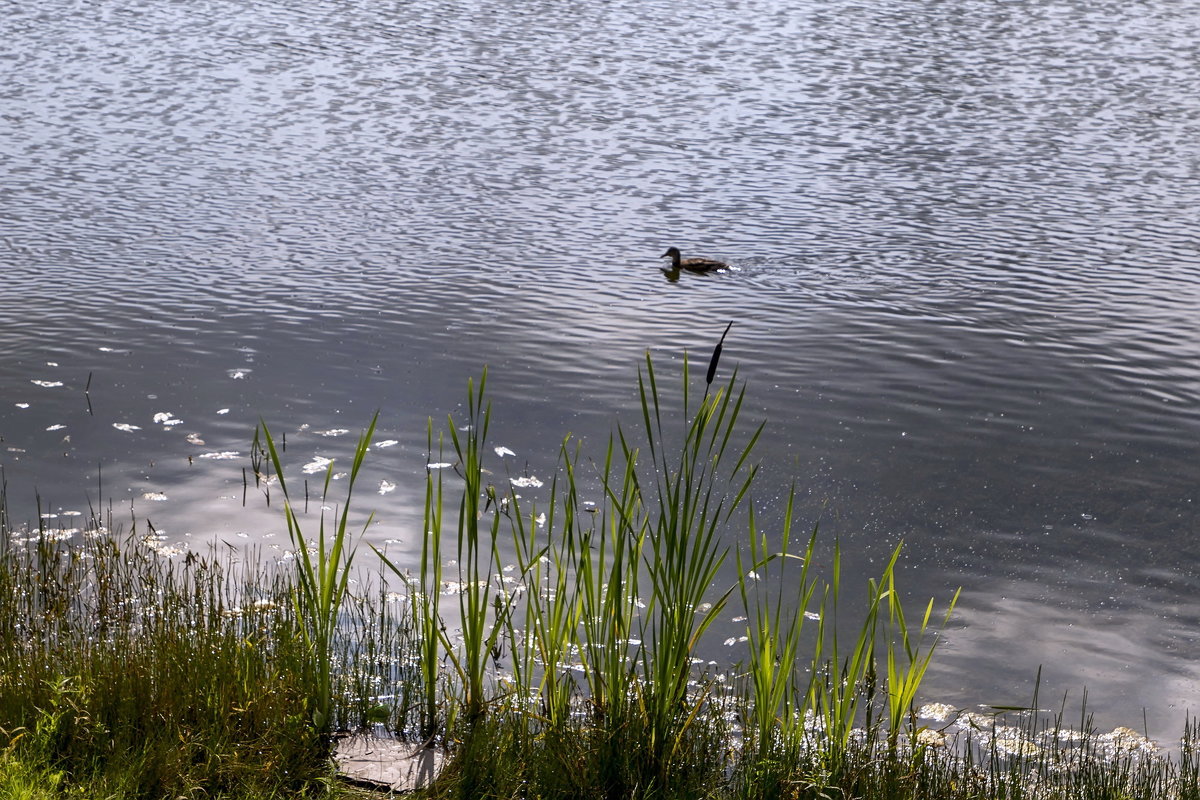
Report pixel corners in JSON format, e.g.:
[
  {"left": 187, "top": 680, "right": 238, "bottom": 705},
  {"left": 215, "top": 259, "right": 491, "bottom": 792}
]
[{"left": 4, "top": 0, "right": 1200, "bottom": 738}]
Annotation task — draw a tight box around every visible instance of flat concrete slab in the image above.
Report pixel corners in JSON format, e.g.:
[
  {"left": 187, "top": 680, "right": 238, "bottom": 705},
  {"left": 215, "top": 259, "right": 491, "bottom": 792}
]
[{"left": 334, "top": 735, "right": 447, "bottom": 793}]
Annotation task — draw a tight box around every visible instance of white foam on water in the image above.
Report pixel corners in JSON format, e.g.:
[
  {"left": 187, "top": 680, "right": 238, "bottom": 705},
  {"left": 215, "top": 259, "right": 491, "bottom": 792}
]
[
  {"left": 302, "top": 456, "right": 334, "bottom": 474},
  {"left": 510, "top": 476, "right": 543, "bottom": 488}
]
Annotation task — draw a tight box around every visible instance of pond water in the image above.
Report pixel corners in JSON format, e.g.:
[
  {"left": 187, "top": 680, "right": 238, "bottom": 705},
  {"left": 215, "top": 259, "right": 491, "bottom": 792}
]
[{"left": 3, "top": 0, "right": 1200, "bottom": 741}]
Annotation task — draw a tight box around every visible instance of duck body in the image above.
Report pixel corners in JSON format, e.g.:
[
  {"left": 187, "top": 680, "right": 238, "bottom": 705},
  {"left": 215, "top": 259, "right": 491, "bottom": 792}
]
[{"left": 660, "top": 246, "right": 727, "bottom": 273}]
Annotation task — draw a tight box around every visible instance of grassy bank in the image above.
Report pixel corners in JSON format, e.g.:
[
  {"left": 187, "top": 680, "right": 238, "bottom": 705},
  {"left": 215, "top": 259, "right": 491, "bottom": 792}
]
[
  {"left": 0, "top": 500, "right": 404, "bottom": 798},
  {"left": 1, "top": 351, "right": 1196, "bottom": 799}
]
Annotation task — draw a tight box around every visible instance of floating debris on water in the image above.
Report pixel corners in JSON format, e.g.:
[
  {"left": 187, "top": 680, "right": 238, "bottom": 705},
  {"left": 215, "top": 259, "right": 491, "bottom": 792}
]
[
  {"left": 510, "top": 476, "right": 543, "bottom": 488},
  {"left": 374, "top": 439, "right": 399, "bottom": 448},
  {"left": 112, "top": 423, "right": 141, "bottom": 432},
  {"left": 227, "top": 369, "right": 248, "bottom": 379},
  {"left": 153, "top": 412, "right": 183, "bottom": 426},
  {"left": 302, "top": 456, "right": 333, "bottom": 474},
  {"left": 140, "top": 531, "right": 185, "bottom": 557},
  {"left": 995, "top": 737, "right": 1040, "bottom": 757},
  {"left": 378, "top": 480, "right": 396, "bottom": 495},
  {"left": 914, "top": 702, "right": 1161, "bottom": 762},
  {"left": 317, "top": 429, "right": 350, "bottom": 437},
  {"left": 31, "top": 380, "right": 63, "bottom": 388},
  {"left": 141, "top": 492, "right": 168, "bottom": 502},
  {"left": 494, "top": 446, "right": 516, "bottom": 457},
  {"left": 198, "top": 451, "right": 240, "bottom": 460},
  {"left": 46, "top": 424, "right": 65, "bottom": 431},
  {"left": 918, "top": 702, "right": 958, "bottom": 722},
  {"left": 185, "top": 433, "right": 205, "bottom": 445},
  {"left": 1107, "top": 726, "right": 1156, "bottom": 752},
  {"left": 26, "top": 528, "right": 78, "bottom": 542},
  {"left": 15, "top": 403, "right": 29, "bottom": 409},
  {"left": 216, "top": 408, "right": 230, "bottom": 415},
  {"left": 427, "top": 462, "right": 453, "bottom": 469}
]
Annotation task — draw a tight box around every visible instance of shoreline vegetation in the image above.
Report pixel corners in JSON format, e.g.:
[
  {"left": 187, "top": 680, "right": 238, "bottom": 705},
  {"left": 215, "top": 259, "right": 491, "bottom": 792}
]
[{"left": 1, "top": 351, "right": 1196, "bottom": 799}]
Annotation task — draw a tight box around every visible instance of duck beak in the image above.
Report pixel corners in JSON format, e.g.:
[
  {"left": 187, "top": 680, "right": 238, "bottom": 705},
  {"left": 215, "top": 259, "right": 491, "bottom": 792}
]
[{"left": 660, "top": 250, "right": 671, "bottom": 258}]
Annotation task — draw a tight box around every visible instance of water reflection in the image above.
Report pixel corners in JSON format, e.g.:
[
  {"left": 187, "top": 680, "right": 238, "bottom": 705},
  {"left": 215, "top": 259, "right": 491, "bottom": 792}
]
[{"left": 2, "top": 0, "right": 1200, "bottom": 739}]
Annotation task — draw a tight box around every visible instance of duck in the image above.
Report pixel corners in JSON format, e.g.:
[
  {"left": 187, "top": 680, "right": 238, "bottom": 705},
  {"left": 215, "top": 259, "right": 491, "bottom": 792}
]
[{"left": 660, "top": 246, "right": 728, "bottom": 274}]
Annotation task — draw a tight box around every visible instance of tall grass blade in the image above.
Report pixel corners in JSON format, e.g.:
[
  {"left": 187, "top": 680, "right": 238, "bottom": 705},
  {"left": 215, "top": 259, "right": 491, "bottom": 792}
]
[{"left": 259, "top": 412, "right": 377, "bottom": 734}]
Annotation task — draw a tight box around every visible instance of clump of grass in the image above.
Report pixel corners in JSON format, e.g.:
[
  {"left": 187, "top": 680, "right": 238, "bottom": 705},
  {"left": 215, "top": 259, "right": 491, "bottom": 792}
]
[
  {"left": 380, "top": 346, "right": 1200, "bottom": 800},
  {"left": 0, "top": 490, "right": 408, "bottom": 799},
  {"left": 633, "top": 351, "right": 757, "bottom": 784},
  {"left": 735, "top": 498, "right": 819, "bottom": 771},
  {"left": 371, "top": 342, "right": 963, "bottom": 798},
  {"left": 880, "top": 559, "right": 960, "bottom": 749},
  {"left": 256, "top": 413, "right": 378, "bottom": 736},
  {"left": 0, "top": 526, "right": 312, "bottom": 797},
  {"left": 437, "top": 371, "right": 525, "bottom": 729}
]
